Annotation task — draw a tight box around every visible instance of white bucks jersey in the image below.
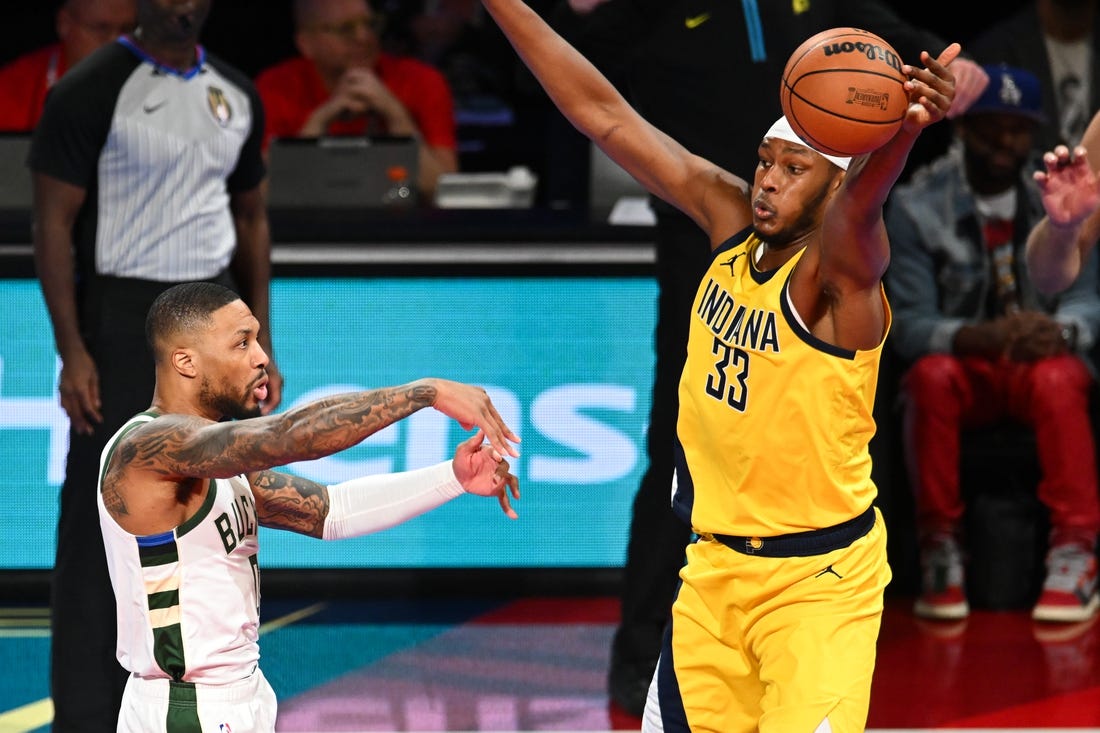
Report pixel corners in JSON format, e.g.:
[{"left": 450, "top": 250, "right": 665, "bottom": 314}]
[{"left": 98, "top": 412, "right": 262, "bottom": 684}]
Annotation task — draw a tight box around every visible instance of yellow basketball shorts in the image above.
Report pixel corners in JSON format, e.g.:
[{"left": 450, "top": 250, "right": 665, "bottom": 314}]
[{"left": 643, "top": 507, "right": 891, "bottom": 733}]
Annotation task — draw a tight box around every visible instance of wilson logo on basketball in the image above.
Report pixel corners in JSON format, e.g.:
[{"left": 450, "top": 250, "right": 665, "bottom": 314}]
[{"left": 821, "top": 41, "right": 903, "bottom": 74}]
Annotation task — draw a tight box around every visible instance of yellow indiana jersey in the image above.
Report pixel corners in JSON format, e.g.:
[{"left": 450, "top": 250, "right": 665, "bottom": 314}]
[{"left": 673, "top": 230, "right": 890, "bottom": 537}]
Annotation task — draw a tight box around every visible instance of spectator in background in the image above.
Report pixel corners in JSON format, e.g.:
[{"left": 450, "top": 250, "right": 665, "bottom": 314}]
[
  {"left": 391, "top": 0, "right": 516, "bottom": 117},
  {"left": 255, "top": 0, "right": 459, "bottom": 200},
  {"left": 551, "top": 0, "right": 989, "bottom": 717},
  {"left": 0, "top": 0, "right": 136, "bottom": 131},
  {"left": 29, "top": 0, "right": 283, "bottom": 728},
  {"left": 969, "top": 0, "right": 1100, "bottom": 154},
  {"left": 380, "top": 0, "right": 566, "bottom": 184},
  {"left": 884, "top": 65, "right": 1100, "bottom": 624}
]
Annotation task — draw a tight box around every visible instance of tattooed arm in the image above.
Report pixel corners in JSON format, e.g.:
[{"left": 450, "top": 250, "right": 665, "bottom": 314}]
[
  {"left": 249, "top": 469, "right": 329, "bottom": 537},
  {"left": 105, "top": 381, "right": 520, "bottom": 537},
  {"left": 130, "top": 378, "right": 518, "bottom": 482}
]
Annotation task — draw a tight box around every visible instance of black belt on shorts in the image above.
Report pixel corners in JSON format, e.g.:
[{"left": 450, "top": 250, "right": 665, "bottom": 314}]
[{"left": 710, "top": 505, "right": 876, "bottom": 558}]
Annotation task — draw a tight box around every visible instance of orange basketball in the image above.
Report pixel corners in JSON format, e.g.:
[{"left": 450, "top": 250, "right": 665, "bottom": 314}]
[{"left": 779, "top": 27, "right": 908, "bottom": 156}]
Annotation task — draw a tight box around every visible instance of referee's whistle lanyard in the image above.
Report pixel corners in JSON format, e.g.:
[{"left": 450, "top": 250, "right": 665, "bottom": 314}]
[{"left": 742, "top": 0, "right": 767, "bottom": 62}]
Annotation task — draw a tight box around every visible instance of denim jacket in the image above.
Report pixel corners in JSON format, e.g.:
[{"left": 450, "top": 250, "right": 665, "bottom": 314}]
[{"left": 884, "top": 144, "right": 1100, "bottom": 372}]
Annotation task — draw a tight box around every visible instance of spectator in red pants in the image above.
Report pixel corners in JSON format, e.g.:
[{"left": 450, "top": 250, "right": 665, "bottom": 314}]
[{"left": 885, "top": 65, "right": 1100, "bottom": 624}]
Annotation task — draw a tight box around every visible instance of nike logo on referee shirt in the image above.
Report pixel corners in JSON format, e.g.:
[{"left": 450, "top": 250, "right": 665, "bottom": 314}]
[
  {"left": 143, "top": 100, "right": 167, "bottom": 114},
  {"left": 685, "top": 12, "right": 711, "bottom": 29}
]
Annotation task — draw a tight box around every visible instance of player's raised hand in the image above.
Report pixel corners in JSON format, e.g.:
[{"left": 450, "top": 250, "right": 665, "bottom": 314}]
[
  {"left": 901, "top": 43, "right": 960, "bottom": 131},
  {"left": 1035, "top": 144, "right": 1100, "bottom": 228}
]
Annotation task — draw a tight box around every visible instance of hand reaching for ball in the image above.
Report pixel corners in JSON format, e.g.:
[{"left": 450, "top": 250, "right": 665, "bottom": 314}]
[
  {"left": 900, "top": 43, "right": 961, "bottom": 133},
  {"left": 780, "top": 30, "right": 962, "bottom": 156}
]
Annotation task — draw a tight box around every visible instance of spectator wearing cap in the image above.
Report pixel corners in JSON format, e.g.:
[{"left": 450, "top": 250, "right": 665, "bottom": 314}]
[
  {"left": 884, "top": 64, "right": 1100, "bottom": 624},
  {"left": 968, "top": 0, "right": 1100, "bottom": 153}
]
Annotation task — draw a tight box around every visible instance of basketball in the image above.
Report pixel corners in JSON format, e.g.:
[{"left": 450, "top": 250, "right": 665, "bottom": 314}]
[{"left": 780, "top": 27, "right": 909, "bottom": 156}]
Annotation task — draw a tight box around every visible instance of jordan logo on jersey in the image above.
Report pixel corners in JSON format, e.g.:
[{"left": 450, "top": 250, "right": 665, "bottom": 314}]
[
  {"left": 207, "top": 86, "right": 232, "bottom": 127},
  {"left": 721, "top": 252, "right": 745, "bottom": 274}
]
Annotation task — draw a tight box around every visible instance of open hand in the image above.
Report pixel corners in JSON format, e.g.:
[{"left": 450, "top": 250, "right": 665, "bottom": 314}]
[
  {"left": 452, "top": 430, "right": 520, "bottom": 518},
  {"left": 1035, "top": 144, "right": 1100, "bottom": 228}
]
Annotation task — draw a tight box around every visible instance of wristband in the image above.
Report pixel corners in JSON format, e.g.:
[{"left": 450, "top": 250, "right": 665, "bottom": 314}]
[{"left": 321, "top": 461, "right": 463, "bottom": 540}]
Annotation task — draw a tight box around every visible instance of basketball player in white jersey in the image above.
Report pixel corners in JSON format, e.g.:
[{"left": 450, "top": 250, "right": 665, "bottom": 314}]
[{"left": 97, "top": 281, "right": 521, "bottom": 732}]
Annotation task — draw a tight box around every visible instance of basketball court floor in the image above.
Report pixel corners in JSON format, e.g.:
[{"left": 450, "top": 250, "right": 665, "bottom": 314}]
[{"left": 2, "top": 593, "right": 1099, "bottom": 732}]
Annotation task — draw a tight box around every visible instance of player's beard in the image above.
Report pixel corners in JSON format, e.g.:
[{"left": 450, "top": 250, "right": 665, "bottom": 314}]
[
  {"left": 766, "top": 187, "right": 830, "bottom": 250},
  {"left": 200, "top": 374, "right": 262, "bottom": 421}
]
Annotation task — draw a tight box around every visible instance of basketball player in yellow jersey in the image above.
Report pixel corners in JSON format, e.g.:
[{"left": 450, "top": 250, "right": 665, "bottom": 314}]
[{"left": 480, "top": 1, "right": 960, "bottom": 731}]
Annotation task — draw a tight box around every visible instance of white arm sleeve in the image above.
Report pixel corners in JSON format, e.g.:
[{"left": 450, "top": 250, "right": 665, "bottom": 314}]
[{"left": 321, "top": 460, "right": 464, "bottom": 540}]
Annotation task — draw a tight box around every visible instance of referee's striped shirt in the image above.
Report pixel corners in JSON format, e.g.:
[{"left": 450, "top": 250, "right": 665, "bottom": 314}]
[{"left": 28, "top": 36, "right": 265, "bottom": 283}]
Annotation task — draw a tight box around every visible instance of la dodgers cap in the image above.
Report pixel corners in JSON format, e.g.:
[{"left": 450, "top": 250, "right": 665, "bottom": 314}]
[{"left": 965, "top": 64, "right": 1045, "bottom": 122}]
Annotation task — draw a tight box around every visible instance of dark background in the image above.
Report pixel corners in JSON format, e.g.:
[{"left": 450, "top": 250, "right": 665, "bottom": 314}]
[
  {"left": 0, "top": 1, "right": 1026, "bottom": 79},
  {"left": 0, "top": 0, "right": 1035, "bottom": 202},
  {"left": 2, "top": 0, "right": 298, "bottom": 75}
]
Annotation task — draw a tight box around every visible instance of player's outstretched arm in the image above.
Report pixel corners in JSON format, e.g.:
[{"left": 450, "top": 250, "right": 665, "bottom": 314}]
[
  {"left": 248, "top": 429, "right": 519, "bottom": 538},
  {"left": 122, "top": 379, "right": 518, "bottom": 485},
  {"left": 479, "top": 0, "right": 751, "bottom": 242},
  {"left": 823, "top": 44, "right": 959, "bottom": 292},
  {"left": 1026, "top": 142, "right": 1100, "bottom": 294},
  {"left": 247, "top": 429, "right": 521, "bottom": 537}
]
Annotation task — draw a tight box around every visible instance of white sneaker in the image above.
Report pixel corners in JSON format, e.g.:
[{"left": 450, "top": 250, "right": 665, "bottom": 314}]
[
  {"left": 914, "top": 534, "right": 969, "bottom": 620},
  {"left": 1032, "top": 541, "right": 1100, "bottom": 623}
]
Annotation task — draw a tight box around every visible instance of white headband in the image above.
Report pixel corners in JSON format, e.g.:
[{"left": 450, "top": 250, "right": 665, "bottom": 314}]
[{"left": 763, "top": 116, "right": 851, "bottom": 171}]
